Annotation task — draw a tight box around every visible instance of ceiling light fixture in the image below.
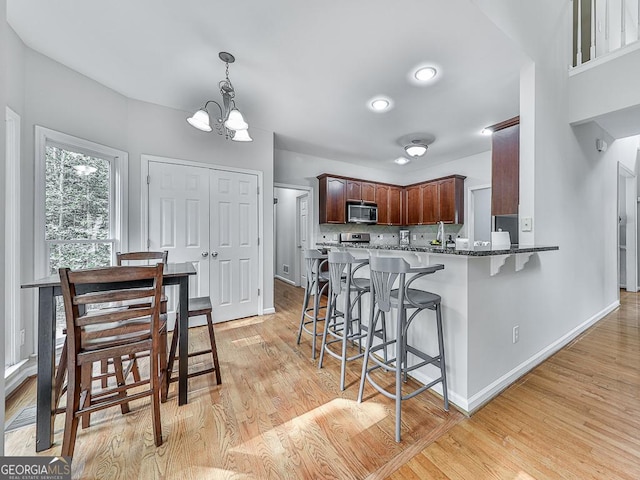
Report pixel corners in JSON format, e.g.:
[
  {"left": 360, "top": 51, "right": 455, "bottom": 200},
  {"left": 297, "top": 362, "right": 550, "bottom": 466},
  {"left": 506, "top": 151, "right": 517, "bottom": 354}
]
[
  {"left": 404, "top": 141, "right": 428, "bottom": 157},
  {"left": 481, "top": 128, "right": 493, "bottom": 136},
  {"left": 187, "top": 52, "right": 252, "bottom": 142},
  {"left": 369, "top": 97, "right": 391, "bottom": 112},
  {"left": 414, "top": 66, "right": 437, "bottom": 82},
  {"left": 394, "top": 157, "right": 411, "bottom": 165}
]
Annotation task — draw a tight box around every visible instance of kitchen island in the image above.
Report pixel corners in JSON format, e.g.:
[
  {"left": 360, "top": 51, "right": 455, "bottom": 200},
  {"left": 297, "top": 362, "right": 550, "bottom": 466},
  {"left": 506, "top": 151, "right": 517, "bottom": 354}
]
[{"left": 318, "top": 242, "right": 559, "bottom": 413}]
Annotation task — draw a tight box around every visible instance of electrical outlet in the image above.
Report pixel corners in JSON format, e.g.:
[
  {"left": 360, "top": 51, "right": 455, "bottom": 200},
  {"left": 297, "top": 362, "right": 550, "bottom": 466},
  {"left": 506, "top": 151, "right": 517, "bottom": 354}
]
[
  {"left": 521, "top": 217, "right": 532, "bottom": 232},
  {"left": 512, "top": 326, "right": 520, "bottom": 344},
  {"left": 283, "top": 264, "right": 289, "bottom": 274},
  {"left": 333, "top": 234, "right": 338, "bottom": 241},
  {"left": 412, "top": 234, "right": 417, "bottom": 240}
]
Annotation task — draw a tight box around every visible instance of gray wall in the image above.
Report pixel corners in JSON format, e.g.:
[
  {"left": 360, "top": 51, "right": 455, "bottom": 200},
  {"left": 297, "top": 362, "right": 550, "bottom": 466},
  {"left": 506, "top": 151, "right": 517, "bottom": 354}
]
[{"left": 8, "top": 34, "right": 275, "bottom": 364}]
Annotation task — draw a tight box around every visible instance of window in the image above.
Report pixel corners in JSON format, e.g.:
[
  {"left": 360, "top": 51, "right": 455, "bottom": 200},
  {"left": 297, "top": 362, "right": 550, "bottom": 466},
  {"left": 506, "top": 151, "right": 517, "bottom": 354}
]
[{"left": 35, "top": 127, "right": 128, "bottom": 339}]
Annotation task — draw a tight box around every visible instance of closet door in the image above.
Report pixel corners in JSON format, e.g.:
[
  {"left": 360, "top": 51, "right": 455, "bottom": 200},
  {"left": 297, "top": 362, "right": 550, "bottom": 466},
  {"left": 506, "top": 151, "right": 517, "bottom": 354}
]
[
  {"left": 210, "top": 169, "right": 260, "bottom": 322},
  {"left": 148, "top": 161, "right": 211, "bottom": 326}
]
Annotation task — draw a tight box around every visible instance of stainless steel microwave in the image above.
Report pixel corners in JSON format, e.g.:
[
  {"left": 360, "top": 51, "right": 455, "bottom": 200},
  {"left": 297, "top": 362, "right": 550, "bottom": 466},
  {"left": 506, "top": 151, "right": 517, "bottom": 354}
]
[{"left": 347, "top": 203, "right": 378, "bottom": 224}]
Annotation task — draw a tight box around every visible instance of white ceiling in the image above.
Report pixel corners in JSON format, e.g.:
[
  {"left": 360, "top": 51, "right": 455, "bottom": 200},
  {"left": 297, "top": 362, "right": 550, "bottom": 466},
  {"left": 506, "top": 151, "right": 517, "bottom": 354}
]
[{"left": 7, "top": 0, "right": 526, "bottom": 171}]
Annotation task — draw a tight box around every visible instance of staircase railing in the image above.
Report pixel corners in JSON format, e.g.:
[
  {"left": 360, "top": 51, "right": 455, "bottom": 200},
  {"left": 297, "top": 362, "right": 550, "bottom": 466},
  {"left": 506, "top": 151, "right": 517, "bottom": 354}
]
[{"left": 573, "top": 0, "right": 640, "bottom": 67}]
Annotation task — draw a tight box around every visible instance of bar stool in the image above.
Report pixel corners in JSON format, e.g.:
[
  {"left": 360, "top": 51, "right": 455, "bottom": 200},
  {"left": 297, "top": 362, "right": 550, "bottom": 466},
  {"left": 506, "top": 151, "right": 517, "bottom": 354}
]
[
  {"left": 319, "top": 251, "right": 387, "bottom": 390},
  {"left": 296, "top": 249, "right": 329, "bottom": 359},
  {"left": 164, "top": 296, "right": 222, "bottom": 400},
  {"left": 357, "top": 256, "right": 448, "bottom": 442}
]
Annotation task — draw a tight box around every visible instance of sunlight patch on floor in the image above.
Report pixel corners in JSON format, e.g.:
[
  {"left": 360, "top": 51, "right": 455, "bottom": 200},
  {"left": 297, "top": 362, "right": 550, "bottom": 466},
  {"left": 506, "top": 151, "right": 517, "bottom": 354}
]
[
  {"left": 231, "top": 335, "right": 263, "bottom": 347},
  {"left": 230, "top": 398, "right": 387, "bottom": 455},
  {"left": 215, "top": 316, "right": 265, "bottom": 332},
  {"left": 174, "top": 467, "right": 255, "bottom": 479}
]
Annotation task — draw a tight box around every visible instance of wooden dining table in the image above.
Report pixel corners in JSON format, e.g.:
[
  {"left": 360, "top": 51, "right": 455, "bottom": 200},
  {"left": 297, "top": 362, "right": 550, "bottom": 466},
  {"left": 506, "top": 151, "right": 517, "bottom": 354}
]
[{"left": 21, "top": 262, "right": 197, "bottom": 452}]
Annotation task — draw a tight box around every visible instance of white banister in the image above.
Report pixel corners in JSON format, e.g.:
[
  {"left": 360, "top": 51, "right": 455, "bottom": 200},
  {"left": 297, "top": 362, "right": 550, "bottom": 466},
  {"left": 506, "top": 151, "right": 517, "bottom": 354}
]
[
  {"left": 577, "top": 0, "right": 583, "bottom": 65},
  {"left": 622, "top": 0, "right": 627, "bottom": 46},
  {"left": 573, "top": 0, "right": 640, "bottom": 67},
  {"left": 591, "top": 0, "right": 597, "bottom": 58}
]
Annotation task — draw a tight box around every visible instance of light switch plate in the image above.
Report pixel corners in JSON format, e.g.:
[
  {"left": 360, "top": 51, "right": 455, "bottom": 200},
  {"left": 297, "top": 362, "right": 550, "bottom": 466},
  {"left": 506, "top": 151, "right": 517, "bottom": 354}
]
[{"left": 521, "top": 217, "right": 532, "bottom": 232}]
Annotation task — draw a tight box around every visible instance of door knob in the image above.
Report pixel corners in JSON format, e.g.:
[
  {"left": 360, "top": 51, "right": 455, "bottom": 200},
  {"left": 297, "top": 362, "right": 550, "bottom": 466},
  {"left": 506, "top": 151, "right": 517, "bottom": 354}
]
[
  {"left": 201, "top": 251, "right": 209, "bottom": 257},
  {"left": 211, "top": 251, "right": 219, "bottom": 258}
]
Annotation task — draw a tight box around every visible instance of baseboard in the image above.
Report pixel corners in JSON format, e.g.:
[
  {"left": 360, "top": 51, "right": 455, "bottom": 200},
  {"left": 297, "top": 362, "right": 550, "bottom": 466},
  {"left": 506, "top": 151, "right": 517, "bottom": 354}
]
[
  {"left": 407, "top": 299, "right": 620, "bottom": 415},
  {"left": 262, "top": 307, "right": 276, "bottom": 315},
  {"left": 5, "top": 358, "right": 38, "bottom": 397},
  {"left": 275, "top": 275, "right": 297, "bottom": 286},
  {"left": 465, "top": 299, "right": 620, "bottom": 412}
]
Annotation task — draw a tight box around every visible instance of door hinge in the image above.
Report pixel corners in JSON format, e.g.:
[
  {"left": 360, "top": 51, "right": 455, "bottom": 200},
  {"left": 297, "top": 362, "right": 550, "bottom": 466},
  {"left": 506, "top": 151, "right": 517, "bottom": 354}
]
[
  {"left": 257, "top": 186, "right": 260, "bottom": 195},
  {"left": 273, "top": 198, "right": 278, "bottom": 204},
  {"left": 147, "top": 239, "right": 151, "bottom": 249},
  {"left": 257, "top": 237, "right": 260, "bottom": 246},
  {"left": 258, "top": 288, "right": 261, "bottom": 296},
  {"left": 146, "top": 175, "right": 150, "bottom": 185}
]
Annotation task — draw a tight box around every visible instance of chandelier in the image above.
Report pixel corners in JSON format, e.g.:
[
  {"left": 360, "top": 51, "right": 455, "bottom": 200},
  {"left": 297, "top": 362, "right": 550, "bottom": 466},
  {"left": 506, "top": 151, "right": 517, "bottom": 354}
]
[{"left": 186, "top": 52, "right": 252, "bottom": 142}]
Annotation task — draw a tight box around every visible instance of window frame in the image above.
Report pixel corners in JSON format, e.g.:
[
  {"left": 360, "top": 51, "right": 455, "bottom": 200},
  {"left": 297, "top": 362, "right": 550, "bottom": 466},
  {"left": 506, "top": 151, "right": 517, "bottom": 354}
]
[{"left": 34, "top": 126, "right": 128, "bottom": 278}]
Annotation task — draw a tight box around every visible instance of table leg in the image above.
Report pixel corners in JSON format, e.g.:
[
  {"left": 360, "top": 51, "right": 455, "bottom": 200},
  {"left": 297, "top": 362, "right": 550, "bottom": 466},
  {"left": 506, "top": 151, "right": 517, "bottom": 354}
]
[
  {"left": 178, "top": 276, "right": 189, "bottom": 405},
  {"left": 36, "top": 286, "right": 56, "bottom": 452}
]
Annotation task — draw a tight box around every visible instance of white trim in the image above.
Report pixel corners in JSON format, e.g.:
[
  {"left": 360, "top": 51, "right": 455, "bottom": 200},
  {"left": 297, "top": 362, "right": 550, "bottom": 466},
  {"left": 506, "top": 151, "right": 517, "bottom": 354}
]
[
  {"left": 409, "top": 300, "right": 619, "bottom": 414},
  {"left": 569, "top": 38, "right": 640, "bottom": 76},
  {"left": 262, "top": 307, "right": 276, "bottom": 315},
  {"left": 34, "top": 126, "right": 129, "bottom": 278},
  {"left": 4, "top": 359, "right": 37, "bottom": 397},
  {"left": 274, "top": 274, "right": 296, "bottom": 286},
  {"left": 141, "top": 154, "right": 266, "bottom": 315},
  {"left": 5, "top": 107, "right": 21, "bottom": 368}
]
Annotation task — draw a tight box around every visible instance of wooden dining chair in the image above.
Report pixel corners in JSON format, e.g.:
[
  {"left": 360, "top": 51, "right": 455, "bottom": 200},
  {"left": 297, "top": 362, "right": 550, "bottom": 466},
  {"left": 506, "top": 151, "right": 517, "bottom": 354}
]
[{"left": 58, "top": 263, "right": 167, "bottom": 457}]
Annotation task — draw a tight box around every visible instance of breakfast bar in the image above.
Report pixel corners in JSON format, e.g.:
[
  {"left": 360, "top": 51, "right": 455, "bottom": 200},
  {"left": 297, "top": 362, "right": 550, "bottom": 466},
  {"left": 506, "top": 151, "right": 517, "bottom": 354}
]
[{"left": 318, "top": 242, "right": 559, "bottom": 413}]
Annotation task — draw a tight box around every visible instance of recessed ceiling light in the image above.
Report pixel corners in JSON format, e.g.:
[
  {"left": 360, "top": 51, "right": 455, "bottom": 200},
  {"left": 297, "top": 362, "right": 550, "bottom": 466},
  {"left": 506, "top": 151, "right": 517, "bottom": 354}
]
[
  {"left": 414, "top": 66, "right": 437, "bottom": 82},
  {"left": 369, "top": 97, "right": 391, "bottom": 112},
  {"left": 481, "top": 128, "right": 493, "bottom": 136},
  {"left": 394, "top": 157, "right": 411, "bottom": 165}
]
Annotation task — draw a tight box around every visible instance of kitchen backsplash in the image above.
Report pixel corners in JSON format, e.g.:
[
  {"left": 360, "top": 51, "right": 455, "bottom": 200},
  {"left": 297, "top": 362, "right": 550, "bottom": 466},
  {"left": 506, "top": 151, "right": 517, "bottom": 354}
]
[{"left": 317, "top": 223, "right": 464, "bottom": 246}]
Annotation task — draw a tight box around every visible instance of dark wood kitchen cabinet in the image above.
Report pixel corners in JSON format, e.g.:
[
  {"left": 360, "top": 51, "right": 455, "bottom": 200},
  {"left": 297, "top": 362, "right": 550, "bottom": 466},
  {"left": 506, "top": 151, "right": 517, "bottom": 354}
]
[
  {"left": 318, "top": 175, "right": 346, "bottom": 223},
  {"left": 405, "top": 175, "right": 466, "bottom": 225},
  {"left": 490, "top": 116, "right": 519, "bottom": 216},
  {"left": 375, "top": 184, "right": 403, "bottom": 226},
  {"left": 346, "top": 180, "right": 376, "bottom": 203}
]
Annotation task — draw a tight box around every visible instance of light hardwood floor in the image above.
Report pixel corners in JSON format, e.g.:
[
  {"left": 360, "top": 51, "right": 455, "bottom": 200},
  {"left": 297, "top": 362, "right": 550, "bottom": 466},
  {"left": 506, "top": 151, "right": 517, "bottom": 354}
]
[
  {"left": 5, "top": 280, "right": 463, "bottom": 479},
  {"left": 6, "top": 284, "right": 640, "bottom": 479},
  {"left": 389, "top": 290, "right": 640, "bottom": 479}
]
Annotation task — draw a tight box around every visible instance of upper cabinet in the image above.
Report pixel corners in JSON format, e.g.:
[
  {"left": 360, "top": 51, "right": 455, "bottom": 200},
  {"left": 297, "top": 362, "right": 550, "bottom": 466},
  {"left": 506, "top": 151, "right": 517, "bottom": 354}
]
[
  {"left": 405, "top": 175, "right": 466, "bottom": 225},
  {"left": 318, "top": 173, "right": 464, "bottom": 225},
  {"left": 318, "top": 175, "right": 346, "bottom": 223},
  {"left": 346, "top": 180, "right": 376, "bottom": 203},
  {"left": 490, "top": 116, "right": 519, "bottom": 216},
  {"left": 375, "top": 184, "right": 403, "bottom": 226}
]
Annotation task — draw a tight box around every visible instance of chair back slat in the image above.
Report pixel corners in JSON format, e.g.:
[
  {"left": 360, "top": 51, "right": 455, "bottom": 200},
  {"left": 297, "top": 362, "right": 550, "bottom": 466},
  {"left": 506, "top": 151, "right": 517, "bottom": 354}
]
[
  {"left": 303, "top": 249, "right": 327, "bottom": 280},
  {"left": 76, "top": 306, "right": 154, "bottom": 327},
  {"left": 328, "top": 251, "right": 356, "bottom": 295},
  {"left": 73, "top": 287, "right": 156, "bottom": 306},
  {"left": 116, "top": 251, "right": 168, "bottom": 266}
]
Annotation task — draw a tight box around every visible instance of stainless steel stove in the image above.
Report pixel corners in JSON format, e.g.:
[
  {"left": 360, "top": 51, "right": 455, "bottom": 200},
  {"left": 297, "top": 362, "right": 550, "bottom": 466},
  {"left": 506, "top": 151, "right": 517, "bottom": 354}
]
[{"left": 339, "top": 232, "right": 370, "bottom": 244}]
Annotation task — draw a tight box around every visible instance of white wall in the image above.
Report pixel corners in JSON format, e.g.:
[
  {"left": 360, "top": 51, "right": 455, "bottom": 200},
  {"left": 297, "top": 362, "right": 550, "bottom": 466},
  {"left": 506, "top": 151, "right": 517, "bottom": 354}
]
[
  {"left": 569, "top": 48, "right": 640, "bottom": 125},
  {"left": 1, "top": 0, "right": 9, "bottom": 454},
  {"left": 9, "top": 39, "right": 275, "bottom": 364},
  {"left": 274, "top": 187, "right": 300, "bottom": 284},
  {"left": 466, "top": 0, "right": 626, "bottom": 392}
]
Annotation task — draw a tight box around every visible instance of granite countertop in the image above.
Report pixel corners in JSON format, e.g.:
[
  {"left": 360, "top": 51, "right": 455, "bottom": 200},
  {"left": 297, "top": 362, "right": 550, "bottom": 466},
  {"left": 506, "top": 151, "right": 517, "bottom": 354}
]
[{"left": 317, "top": 242, "right": 559, "bottom": 257}]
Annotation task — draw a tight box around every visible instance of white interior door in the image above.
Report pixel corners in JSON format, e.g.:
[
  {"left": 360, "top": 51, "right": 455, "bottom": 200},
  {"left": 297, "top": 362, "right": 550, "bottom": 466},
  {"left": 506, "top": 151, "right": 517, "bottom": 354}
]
[
  {"left": 210, "top": 169, "right": 260, "bottom": 322},
  {"left": 148, "top": 161, "right": 210, "bottom": 327},
  {"left": 297, "top": 193, "right": 309, "bottom": 286}
]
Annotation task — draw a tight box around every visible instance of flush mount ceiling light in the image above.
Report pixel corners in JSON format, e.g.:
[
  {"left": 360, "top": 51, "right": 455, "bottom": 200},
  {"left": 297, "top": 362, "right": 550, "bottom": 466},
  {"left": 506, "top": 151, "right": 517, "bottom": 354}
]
[
  {"left": 369, "top": 97, "right": 392, "bottom": 112},
  {"left": 187, "top": 51, "right": 252, "bottom": 142},
  {"left": 481, "top": 128, "right": 493, "bottom": 136},
  {"left": 414, "top": 66, "right": 437, "bottom": 82},
  {"left": 404, "top": 141, "right": 428, "bottom": 157},
  {"left": 397, "top": 133, "right": 436, "bottom": 159},
  {"left": 394, "top": 157, "right": 411, "bottom": 165}
]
